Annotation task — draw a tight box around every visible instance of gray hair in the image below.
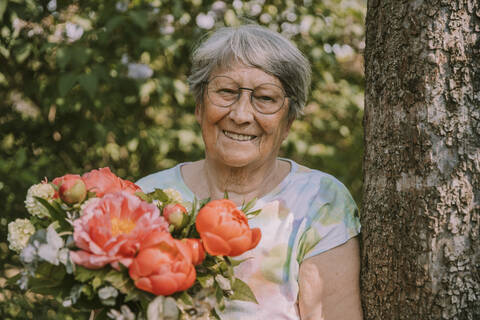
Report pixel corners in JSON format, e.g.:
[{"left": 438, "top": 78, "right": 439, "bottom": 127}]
[{"left": 188, "top": 24, "right": 311, "bottom": 120}]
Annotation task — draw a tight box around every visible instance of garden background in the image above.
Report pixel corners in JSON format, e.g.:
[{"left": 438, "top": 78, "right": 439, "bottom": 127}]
[{"left": 0, "top": 0, "right": 365, "bottom": 318}]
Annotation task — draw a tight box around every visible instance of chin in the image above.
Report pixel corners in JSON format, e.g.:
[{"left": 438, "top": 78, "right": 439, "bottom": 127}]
[{"left": 217, "top": 152, "right": 258, "bottom": 168}]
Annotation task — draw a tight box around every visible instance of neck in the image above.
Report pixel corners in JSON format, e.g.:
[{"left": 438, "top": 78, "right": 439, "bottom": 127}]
[{"left": 201, "top": 157, "right": 282, "bottom": 206}]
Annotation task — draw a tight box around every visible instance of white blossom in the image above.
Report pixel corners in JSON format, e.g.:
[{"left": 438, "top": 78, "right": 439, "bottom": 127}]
[
  {"left": 107, "top": 305, "right": 135, "bottom": 320},
  {"left": 164, "top": 188, "right": 183, "bottom": 204},
  {"left": 37, "top": 226, "right": 64, "bottom": 265},
  {"left": 65, "top": 22, "right": 84, "bottom": 41},
  {"left": 147, "top": 296, "right": 179, "bottom": 320},
  {"left": 7, "top": 219, "right": 35, "bottom": 253},
  {"left": 196, "top": 13, "right": 214, "bottom": 30},
  {"left": 215, "top": 274, "right": 232, "bottom": 291},
  {"left": 20, "top": 244, "right": 36, "bottom": 263},
  {"left": 116, "top": 1, "right": 129, "bottom": 12},
  {"left": 127, "top": 63, "right": 153, "bottom": 79},
  {"left": 25, "top": 183, "right": 55, "bottom": 218},
  {"left": 99, "top": 286, "right": 118, "bottom": 300},
  {"left": 47, "top": 0, "right": 57, "bottom": 12}
]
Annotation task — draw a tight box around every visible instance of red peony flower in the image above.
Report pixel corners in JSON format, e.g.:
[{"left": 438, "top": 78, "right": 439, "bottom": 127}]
[
  {"left": 129, "top": 231, "right": 196, "bottom": 296},
  {"left": 71, "top": 192, "right": 168, "bottom": 269},
  {"left": 82, "top": 167, "right": 141, "bottom": 197},
  {"left": 52, "top": 174, "right": 87, "bottom": 204},
  {"left": 182, "top": 238, "right": 206, "bottom": 266},
  {"left": 195, "top": 199, "right": 261, "bottom": 257}
]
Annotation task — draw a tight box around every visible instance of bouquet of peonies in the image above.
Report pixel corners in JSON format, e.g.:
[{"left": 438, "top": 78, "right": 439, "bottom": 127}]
[{"left": 7, "top": 168, "right": 261, "bottom": 319}]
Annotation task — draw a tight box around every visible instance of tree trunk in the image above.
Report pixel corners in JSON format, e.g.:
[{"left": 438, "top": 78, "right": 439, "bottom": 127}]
[{"left": 361, "top": 0, "right": 480, "bottom": 319}]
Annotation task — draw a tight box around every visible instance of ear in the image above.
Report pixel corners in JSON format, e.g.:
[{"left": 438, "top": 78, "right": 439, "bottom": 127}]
[
  {"left": 195, "top": 103, "right": 203, "bottom": 124},
  {"left": 282, "top": 116, "right": 294, "bottom": 141}
]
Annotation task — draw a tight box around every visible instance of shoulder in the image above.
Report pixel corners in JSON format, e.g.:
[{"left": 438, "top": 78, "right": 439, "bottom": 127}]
[
  {"left": 285, "top": 161, "right": 356, "bottom": 208},
  {"left": 135, "top": 165, "right": 181, "bottom": 193}
]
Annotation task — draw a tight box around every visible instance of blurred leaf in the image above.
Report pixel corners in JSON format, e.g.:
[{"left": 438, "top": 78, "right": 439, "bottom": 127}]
[
  {"left": 78, "top": 73, "right": 98, "bottom": 98},
  {"left": 14, "top": 43, "right": 32, "bottom": 63},
  {"left": 58, "top": 73, "right": 77, "bottom": 97},
  {"left": 128, "top": 11, "right": 148, "bottom": 30},
  {"left": 0, "top": 0, "right": 7, "bottom": 22}
]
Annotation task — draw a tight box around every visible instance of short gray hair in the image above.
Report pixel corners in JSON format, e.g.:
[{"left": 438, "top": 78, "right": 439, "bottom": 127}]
[{"left": 188, "top": 24, "right": 311, "bottom": 120}]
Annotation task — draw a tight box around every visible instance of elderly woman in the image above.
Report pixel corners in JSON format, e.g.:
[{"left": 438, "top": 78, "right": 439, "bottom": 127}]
[{"left": 137, "top": 24, "right": 362, "bottom": 320}]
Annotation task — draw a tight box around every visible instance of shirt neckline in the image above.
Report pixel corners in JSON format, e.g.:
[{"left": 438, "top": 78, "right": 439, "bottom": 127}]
[{"left": 174, "top": 158, "right": 298, "bottom": 203}]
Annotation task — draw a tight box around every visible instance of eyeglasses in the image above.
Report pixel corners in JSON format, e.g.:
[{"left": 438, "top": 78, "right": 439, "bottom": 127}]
[{"left": 205, "top": 76, "right": 288, "bottom": 115}]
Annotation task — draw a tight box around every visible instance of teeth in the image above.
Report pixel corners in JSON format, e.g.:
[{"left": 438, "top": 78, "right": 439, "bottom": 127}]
[{"left": 223, "top": 131, "right": 256, "bottom": 141}]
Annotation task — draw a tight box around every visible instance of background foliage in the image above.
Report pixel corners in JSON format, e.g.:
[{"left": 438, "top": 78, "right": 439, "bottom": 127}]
[{"left": 0, "top": 0, "right": 365, "bottom": 318}]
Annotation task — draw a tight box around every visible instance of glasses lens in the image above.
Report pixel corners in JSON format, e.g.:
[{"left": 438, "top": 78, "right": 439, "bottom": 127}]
[
  {"left": 207, "top": 77, "right": 239, "bottom": 107},
  {"left": 252, "top": 84, "right": 285, "bottom": 114}
]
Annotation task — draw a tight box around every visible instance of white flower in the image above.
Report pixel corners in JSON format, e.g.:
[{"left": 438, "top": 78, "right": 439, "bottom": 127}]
[
  {"left": 98, "top": 286, "right": 118, "bottom": 300},
  {"left": 147, "top": 296, "right": 179, "bottom": 320},
  {"left": 215, "top": 274, "right": 231, "bottom": 291},
  {"left": 7, "top": 219, "right": 35, "bottom": 253},
  {"left": 127, "top": 63, "right": 153, "bottom": 79},
  {"left": 195, "top": 13, "right": 214, "bottom": 29},
  {"left": 25, "top": 183, "right": 55, "bottom": 218},
  {"left": 37, "top": 226, "right": 64, "bottom": 265},
  {"left": 116, "top": 1, "right": 128, "bottom": 12},
  {"left": 20, "top": 244, "right": 36, "bottom": 263},
  {"left": 107, "top": 305, "right": 135, "bottom": 320},
  {"left": 65, "top": 22, "right": 84, "bottom": 41},
  {"left": 164, "top": 188, "right": 183, "bottom": 204}
]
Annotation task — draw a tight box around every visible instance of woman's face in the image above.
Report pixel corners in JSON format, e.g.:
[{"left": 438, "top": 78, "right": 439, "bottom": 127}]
[{"left": 196, "top": 64, "right": 293, "bottom": 169}]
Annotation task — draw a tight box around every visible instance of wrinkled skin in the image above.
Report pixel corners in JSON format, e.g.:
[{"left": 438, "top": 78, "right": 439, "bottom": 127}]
[
  {"left": 129, "top": 231, "right": 196, "bottom": 296},
  {"left": 195, "top": 199, "right": 261, "bottom": 257}
]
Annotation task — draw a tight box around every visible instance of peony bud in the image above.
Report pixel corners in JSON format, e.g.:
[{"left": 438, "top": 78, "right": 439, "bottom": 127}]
[
  {"left": 58, "top": 175, "right": 87, "bottom": 204},
  {"left": 162, "top": 204, "right": 187, "bottom": 229}
]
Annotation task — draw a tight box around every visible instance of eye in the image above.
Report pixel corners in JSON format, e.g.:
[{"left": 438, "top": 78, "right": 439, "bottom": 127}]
[
  {"left": 255, "top": 95, "right": 276, "bottom": 103},
  {"left": 217, "top": 88, "right": 238, "bottom": 95}
]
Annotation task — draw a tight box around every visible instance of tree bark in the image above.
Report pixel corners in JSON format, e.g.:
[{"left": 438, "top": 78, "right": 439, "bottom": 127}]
[{"left": 361, "top": 0, "right": 480, "bottom": 319}]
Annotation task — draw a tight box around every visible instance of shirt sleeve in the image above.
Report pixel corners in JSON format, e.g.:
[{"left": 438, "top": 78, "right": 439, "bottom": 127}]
[{"left": 296, "top": 175, "right": 361, "bottom": 263}]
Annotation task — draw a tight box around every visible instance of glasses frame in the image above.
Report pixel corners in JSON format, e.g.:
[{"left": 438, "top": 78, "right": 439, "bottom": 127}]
[{"left": 204, "top": 76, "right": 289, "bottom": 115}]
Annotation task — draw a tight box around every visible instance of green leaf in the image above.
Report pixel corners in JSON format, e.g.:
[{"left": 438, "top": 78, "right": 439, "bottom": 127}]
[
  {"left": 226, "top": 257, "right": 250, "bottom": 267},
  {"left": 105, "top": 269, "right": 131, "bottom": 293},
  {"left": 78, "top": 73, "right": 98, "bottom": 98},
  {"left": 56, "top": 47, "right": 70, "bottom": 70},
  {"left": 0, "top": 0, "right": 7, "bottom": 22},
  {"left": 246, "top": 209, "right": 262, "bottom": 218},
  {"left": 29, "top": 263, "right": 66, "bottom": 295},
  {"left": 58, "top": 73, "right": 77, "bottom": 96},
  {"left": 105, "top": 16, "right": 126, "bottom": 33},
  {"left": 241, "top": 197, "right": 257, "bottom": 214},
  {"left": 128, "top": 11, "right": 148, "bottom": 30},
  {"left": 178, "top": 291, "right": 193, "bottom": 306},
  {"left": 75, "top": 266, "right": 106, "bottom": 283},
  {"left": 196, "top": 274, "right": 214, "bottom": 288},
  {"left": 34, "top": 197, "right": 71, "bottom": 230},
  {"left": 14, "top": 43, "right": 32, "bottom": 63},
  {"left": 230, "top": 278, "right": 258, "bottom": 304},
  {"left": 71, "top": 46, "right": 90, "bottom": 66}
]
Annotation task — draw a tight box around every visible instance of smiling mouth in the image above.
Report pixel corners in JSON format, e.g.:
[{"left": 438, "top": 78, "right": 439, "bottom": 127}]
[{"left": 223, "top": 130, "right": 257, "bottom": 141}]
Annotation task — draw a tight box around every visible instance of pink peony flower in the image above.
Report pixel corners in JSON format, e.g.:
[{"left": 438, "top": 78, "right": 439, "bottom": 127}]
[
  {"left": 82, "top": 167, "right": 141, "bottom": 198},
  {"left": 52, "top": 174, "right": 87, "bottom": 204},
  {"left": 70, "top": 192, "right": 168, "bottom": 269}
]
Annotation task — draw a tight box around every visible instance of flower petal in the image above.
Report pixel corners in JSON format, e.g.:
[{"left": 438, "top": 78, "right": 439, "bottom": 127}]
[{"left": 200, "top": 231, "right": 231, "bottom": 256}]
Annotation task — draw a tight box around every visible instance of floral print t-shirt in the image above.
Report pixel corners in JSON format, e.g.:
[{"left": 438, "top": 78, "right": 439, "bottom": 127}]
[{"left": 136, "top": 159, "right": 361, "bottom": 320}]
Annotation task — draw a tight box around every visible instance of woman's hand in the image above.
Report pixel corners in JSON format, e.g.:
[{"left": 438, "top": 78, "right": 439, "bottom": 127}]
[{"left": 298, "top": 237, "right": 362, "bottom": 320}]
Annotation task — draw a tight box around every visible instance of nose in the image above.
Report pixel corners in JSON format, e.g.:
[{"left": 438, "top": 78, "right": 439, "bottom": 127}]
[{"left": 228, "top": 89, "right": 255, "bottom": 124}]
